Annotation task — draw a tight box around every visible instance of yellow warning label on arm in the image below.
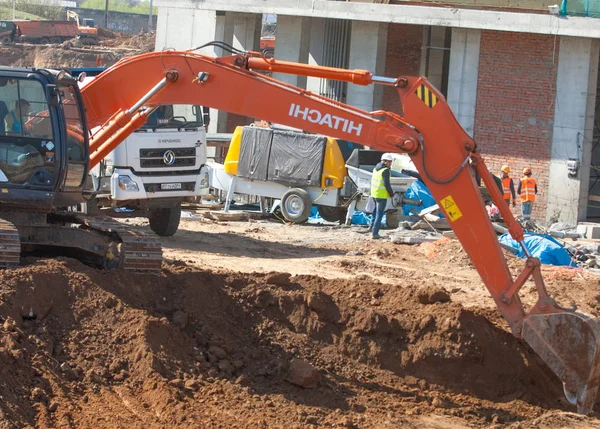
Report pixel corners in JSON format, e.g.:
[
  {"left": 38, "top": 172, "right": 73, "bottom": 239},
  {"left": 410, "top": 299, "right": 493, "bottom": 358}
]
[
  {"left": 415, "top": 84, "right": 439, "bottom": 108},
  {"left": 440, "top": 195, "right": 462, "bottom": 222}
]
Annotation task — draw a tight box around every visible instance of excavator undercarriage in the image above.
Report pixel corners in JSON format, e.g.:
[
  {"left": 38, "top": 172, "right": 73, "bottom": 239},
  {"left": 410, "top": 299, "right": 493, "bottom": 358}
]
[{"left": 0, "top": 212, "right": 162, "bottom": 272}]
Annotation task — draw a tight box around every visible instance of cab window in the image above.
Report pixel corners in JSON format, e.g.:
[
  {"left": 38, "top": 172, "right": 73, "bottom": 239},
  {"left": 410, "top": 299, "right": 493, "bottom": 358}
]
[
  {"left": 0, "top": 78, "right": 54, "bottom": 186},
  {"left": 142, "top": 104, "right": 203, "bottom": 130}
]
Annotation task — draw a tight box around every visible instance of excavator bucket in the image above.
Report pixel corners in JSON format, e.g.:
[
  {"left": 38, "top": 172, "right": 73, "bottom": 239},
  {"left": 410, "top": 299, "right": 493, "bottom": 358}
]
[{"left": 522, "top": 311, "right": 600, "bottom": 414}]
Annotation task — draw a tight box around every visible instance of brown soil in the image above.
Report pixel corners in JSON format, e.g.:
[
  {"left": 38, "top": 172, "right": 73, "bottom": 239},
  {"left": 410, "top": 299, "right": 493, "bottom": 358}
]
[
  {"left": 0, "top": 216, "right": 599, "bottom": 428},
  {"left": 0, "top": 29, "right": 154, "bottom": 69}
]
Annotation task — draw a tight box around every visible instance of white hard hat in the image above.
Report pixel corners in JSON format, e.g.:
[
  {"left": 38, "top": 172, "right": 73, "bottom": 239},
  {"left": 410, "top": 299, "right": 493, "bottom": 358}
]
[{"left": 381, "top": 153, "right": 393, "bottom": 162}]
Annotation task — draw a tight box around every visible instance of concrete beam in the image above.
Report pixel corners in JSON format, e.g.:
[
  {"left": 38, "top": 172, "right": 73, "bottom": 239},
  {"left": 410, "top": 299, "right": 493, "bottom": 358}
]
[
  {"left": 155, "top": 0, "right": 600, "bottom": 39},
  {"left": 546, "top": 37, "right": 600, "bottom": 224}
]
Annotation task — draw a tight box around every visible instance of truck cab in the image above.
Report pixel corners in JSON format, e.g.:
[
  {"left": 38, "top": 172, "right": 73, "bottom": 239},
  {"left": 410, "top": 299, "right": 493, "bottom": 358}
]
[
  {"left": 88, "top": 104, "right": 210, "bottom": 236},
  {"left": 72, "top": 67, "right": 210, "bottom": 236}
]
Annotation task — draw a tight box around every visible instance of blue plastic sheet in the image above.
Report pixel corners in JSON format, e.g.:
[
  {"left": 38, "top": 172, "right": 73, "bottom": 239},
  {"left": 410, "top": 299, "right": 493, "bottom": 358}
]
[
  {"left": 402, "top": 181, "right": 443, "bottom": 217},
  {"left": 308, "top": 209, "right": 387, "bottom": 226},
  {"left": 498, "top": 233, "right": 575, "bottom": 267}
]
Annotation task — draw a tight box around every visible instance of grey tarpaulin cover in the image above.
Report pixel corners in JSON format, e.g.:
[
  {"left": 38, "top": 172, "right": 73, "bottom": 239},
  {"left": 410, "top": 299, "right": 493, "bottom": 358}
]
[
  {"left": 237, "top": 127, "right": 273, "bottom": 181},
  {"left": 267, "top": 131, "right": 326, "bottom": 187}
]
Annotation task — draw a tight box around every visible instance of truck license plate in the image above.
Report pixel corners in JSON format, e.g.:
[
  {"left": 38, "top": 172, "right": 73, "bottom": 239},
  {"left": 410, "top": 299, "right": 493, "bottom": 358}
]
[{"left": 161, "top": 183, "right": 182, "bottom": 190}]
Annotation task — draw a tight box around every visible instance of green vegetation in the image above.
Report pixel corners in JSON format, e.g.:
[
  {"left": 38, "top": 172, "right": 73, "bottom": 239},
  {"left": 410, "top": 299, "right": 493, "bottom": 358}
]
[
  {"left": 0, "top": 0, "right": 63, "bottom": 20},
  {"left": 0, "top": 6, "right": 42, "bottom": 19},
  {"left": 81, "top": 0, "right": 157, "bottom": 15}
]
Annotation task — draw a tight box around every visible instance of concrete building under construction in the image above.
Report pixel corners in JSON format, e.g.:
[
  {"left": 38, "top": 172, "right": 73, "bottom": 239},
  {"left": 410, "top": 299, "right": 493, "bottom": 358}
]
[{"left": 154, "top": 0, "right": 600, "bottom": 226}]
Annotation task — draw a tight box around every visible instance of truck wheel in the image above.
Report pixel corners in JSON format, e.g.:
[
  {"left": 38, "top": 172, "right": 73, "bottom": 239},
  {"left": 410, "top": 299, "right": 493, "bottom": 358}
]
[
  {"left": 318, "top": 206, "right": 347, "bottom": 223},
  {"left": 40, "top": 37, "right": 51, "bottom": 44},
  {"left": 149, "top": 204, "right": 181, "bottom": 236},
  {"left": 281, "top": 188, "right": 312, "bottom": 223},
  {"left": 385, "top": 211, "right": 400, "bottom": 229},
  {"left": 0, "top": 36, "right": 11, "bottom": 45}
]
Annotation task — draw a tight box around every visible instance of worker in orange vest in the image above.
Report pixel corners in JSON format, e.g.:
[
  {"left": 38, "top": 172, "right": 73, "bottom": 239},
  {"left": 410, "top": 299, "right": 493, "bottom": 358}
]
[
  {"left": 500, "top": 165, "right": 516, "bottom": 207},
  {"left": 517, "top": 167, "right": 537, "bottom": 220}
]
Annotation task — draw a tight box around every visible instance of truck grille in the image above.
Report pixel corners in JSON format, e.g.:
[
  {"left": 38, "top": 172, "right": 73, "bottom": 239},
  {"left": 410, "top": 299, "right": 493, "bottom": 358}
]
[
  {"left": 144, "top": 182, "right": 196, "bottom": 193},
  {"left": 140, "top": 148, "right": 195, "bottom": 157},
  {"left": 139, "top": 147, "right": 196, "bottom": 168},
  {"left": 140, "top": 158, "right": 195, "bottom": 168}
]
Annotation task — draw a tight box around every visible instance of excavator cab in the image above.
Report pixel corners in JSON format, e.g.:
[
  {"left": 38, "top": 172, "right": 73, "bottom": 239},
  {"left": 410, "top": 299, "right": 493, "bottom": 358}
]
[{"left": 0, "top": 67, "right": 89, "bottom": 211}]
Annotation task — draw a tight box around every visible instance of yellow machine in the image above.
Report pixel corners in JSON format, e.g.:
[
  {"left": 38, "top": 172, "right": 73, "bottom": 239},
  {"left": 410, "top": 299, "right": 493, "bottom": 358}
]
[
  {"left": 224, "top": 126, "right": 346, "bottom": 189},
  {"left": 211, "top": 125, "right": 351, "bottom": 223}
]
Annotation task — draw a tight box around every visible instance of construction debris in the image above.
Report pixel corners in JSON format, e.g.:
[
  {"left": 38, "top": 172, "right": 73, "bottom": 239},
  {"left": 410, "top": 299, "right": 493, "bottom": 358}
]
[{"left": 389, "top": 228, "right": 442, "bottom": 244}]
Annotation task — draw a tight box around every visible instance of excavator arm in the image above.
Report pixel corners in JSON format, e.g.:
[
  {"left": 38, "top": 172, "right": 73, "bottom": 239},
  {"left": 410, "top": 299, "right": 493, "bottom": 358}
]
[{"left": 79, "top": 49, "right": 600, "bottom": 413}]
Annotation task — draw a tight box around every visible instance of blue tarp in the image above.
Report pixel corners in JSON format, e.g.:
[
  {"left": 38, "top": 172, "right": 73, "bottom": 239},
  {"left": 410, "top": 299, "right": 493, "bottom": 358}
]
[
  {"left": 308, "top": 208, "right": 388, "bottom": 226},
  {"left": 499, "top": 233, "right": 575, "bottom": 267},
  {"left": 402, "top": 181, "right": 443, "bottom": 217}
]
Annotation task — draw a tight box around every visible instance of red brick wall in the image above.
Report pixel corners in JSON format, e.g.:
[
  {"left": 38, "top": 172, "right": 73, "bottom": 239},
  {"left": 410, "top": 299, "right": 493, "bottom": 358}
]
[
  {"left": 474, "top": 30, "right": 558, "bottom": 221},
  {"left": 383, "top": 24, "right": 423, "bottom": 115}
]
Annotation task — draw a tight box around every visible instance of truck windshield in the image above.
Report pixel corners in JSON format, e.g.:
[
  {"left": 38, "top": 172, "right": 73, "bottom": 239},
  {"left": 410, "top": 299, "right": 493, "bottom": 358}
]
[
  {"left": 141, "top": 104, "right": 203, "bottom": 130},
  {"left": 0, "top": 77, "right": 55, "bottom": 185}
]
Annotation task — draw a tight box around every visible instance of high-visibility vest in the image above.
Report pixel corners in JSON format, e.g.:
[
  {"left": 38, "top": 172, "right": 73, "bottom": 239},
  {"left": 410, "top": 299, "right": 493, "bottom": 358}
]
[
  {"left": 502, "top": 177, "right": 512, "bottom": 200},
  {"left": 520, "top": 176, "right": 536, "bottom": 202},
  {"left": 371, "top": 167, "right": 390, "bottom": 199}
]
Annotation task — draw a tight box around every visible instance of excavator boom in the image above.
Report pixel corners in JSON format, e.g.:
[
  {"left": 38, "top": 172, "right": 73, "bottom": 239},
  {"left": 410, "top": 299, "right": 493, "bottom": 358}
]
[{"left": 79, "top": 48, "right": 600, "bottom": 413}]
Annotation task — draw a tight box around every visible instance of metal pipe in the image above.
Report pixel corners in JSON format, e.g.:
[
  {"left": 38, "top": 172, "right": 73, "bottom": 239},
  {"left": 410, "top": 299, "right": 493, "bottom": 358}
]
[
  {"left": 519, "top": 241, "right": 533, "bottom": 258},
  {"left": 128, "top": 77, "right": 168, "bottom": 114},
  {"left": 89, "top": 76, "right": 171, "bottom": 153},
  {"left": 372, "top": 76, "right": 398, "bottom": 85}
]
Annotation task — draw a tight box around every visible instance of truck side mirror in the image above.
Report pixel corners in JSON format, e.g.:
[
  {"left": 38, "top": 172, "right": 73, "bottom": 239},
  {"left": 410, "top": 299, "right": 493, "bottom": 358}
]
[
  {"left": 47, "top": 84, "right": 60, "bottom": 107},
  {"left": 201, "top": 106, "right": 210, "bottom": 127}
]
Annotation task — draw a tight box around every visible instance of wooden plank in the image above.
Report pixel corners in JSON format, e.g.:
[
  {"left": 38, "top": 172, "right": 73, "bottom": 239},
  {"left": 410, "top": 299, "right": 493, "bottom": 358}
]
[{"left": 204, "top": 210, "right": 269, "bottom": 221}]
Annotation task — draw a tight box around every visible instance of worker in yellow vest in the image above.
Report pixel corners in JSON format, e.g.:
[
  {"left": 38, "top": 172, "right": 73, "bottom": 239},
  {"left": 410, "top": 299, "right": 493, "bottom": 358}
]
[
  {"left": 517, "top": 167, "right": 538, "bottom": 220},
  {"left": 369, "top": 153, "right": 395, "bottom": 239},
  {"left": 500, "top": 165, "right": 516, "bottom": 207}
]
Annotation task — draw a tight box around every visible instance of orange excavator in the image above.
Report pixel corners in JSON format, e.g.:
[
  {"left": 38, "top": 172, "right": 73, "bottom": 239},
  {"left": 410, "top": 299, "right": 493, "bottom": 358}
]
[{"left": 0, "top": 43, "right": 599, "bottom": 413}]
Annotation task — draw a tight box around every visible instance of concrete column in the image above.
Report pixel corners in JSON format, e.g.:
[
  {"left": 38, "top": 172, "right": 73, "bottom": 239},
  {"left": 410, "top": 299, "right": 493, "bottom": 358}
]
[
  {"left": 306, "top": 17, "right": 326, "bottom": 95},
  {"left": 272, "top": 16, "right": 311, "bottom": 88},
  {"left": 219, "top": 12, "right": 261, "bottom": 132},
  {"left": 420, "top": 26, "right": 447, "bottom": 92},
  {"left": 230, "top": 12, "right": 261, "bottom": 52},
  {"left": 447, "top": 28, "right": 481, "bottom": 138},
  {"left": 547, "top": 37, "right": 600, "bottom": 224},
  {"left": 155, "top": 6, "right": 202, "bottom": 50},
  {"left": 346, "top": 21, "right": 388, "bottom": 112}
]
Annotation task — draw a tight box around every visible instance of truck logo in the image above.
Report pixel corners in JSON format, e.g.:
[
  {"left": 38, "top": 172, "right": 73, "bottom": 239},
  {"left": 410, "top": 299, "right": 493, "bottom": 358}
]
[
  {"left": 163, "top": 150, "right": 176, "bottom": 166},
  {"left": 288, "top": 103, "right": 363, "bottom": 137}
]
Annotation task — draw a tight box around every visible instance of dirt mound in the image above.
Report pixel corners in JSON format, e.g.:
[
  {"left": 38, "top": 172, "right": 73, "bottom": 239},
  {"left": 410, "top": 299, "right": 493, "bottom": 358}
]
[
  {"left": 118, "top": 32, "right": 155, "bottom": 51},
  {"left": 97, "top": 27, "right": 120, "bottom": 40},
  {"left": 0, "top": 257, "right": 587, "bottom": 428},
  {"left": 0, "top": 31, "right": 155, "bottom": 69}
]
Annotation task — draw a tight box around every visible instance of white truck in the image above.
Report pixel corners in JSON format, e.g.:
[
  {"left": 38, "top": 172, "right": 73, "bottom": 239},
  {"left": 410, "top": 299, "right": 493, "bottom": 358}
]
[{"left": 87, "top": 104, "right": 211, "bottom": 236}]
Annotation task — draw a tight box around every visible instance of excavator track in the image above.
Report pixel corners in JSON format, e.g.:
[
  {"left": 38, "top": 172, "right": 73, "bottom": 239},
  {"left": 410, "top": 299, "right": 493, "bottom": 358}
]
[
  {"left": 60, "top": 213, "right": 163, "bottom": 273},
  {"left": 0, "top": 218, "right": 20, "bottom": 268}
]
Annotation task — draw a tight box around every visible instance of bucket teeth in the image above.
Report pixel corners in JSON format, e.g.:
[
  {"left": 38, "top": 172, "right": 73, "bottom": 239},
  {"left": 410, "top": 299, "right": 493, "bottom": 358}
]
[{"left": 522, "top": 312, "right": 600, "bottom": 414}]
